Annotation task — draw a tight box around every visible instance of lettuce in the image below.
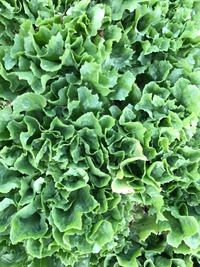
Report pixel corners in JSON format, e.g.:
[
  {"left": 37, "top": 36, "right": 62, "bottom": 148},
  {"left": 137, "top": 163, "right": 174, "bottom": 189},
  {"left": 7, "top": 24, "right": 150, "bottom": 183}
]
[{"left": 0, "top": 0, "right": 200, "bottom": 266}]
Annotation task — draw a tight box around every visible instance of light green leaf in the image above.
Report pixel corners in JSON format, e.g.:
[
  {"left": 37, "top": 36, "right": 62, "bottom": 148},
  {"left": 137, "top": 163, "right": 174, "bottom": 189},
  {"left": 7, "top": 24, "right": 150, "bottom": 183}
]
[
  {"left": 179, "top": 216, "right": 199, "bottom": 237},
  {"left": 43, "top": 32, "right": 64, "bottom": 61},
  {"left": 112, "top": 71, "right": 135, "bottom": 100},
  {"left": 149, "top": 60, "right": 172, "bottom": 81},
  {"left": 10, "top": 202, "right": 48, "bottom": 244},
  {"left": 80, "top": 61, "right": 100, "bottom": 85},
  {"left": 109, "top": 0, "right": 137, "bottom": 20},
  {"left": 88, "top": 220, "right": 114, "bottom": 247},
  {"left": 77, "top": 86, "right": 102, "bottom": 111},
  {"left": 51, "top": 207, "right": 82, "bottom": 232},
  {"left": 75, "top": 112, "right": 102, "bottom": 136},
  {"left": 111, "top": 179, "right": 134, "bottom": 194},
  {"left": 88, "top": 5, "right": 105, "bottom": 36},
  {"left": 0, "top": 163, "right": 20, "bottom": 193},
  {"left": 40, "top": 59, "right": 62, "bottom": 72},
  {"left": 117, "top": 249, "right": 141, "bottom": 267},
  {"left": 12, "top": 93, "right": 46, "bottom": 114}
]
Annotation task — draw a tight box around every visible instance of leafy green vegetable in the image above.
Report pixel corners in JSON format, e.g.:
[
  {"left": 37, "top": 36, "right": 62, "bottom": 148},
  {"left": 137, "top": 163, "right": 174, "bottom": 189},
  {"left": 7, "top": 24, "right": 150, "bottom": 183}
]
[{"left": 0, "top": 0, "right": 199, "bottom": 266}]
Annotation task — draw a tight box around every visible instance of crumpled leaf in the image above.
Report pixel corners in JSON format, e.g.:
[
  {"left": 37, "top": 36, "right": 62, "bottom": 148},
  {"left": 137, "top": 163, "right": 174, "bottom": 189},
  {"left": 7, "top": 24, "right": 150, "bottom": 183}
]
[
  {"left": 117, "top": 248, "right": 141, "bottom": 267},
  {"left": 111, "top": 179, "right": 135, "bottom": 194},
  {"left": 172, "top": 78, "right": 200, "bottom": 115},
  {"left": 87, "top": 220, "right": 114, "bottom": 248},
  {"left": 88, "top": 5, "right": 105, "bottom": 36},
  {"left": 0, "top": 0, "right": 199, "bottom": 266},
  {"left": 0, "top": 163, "right": 20, "bottom": 193},
  {"left": 10, "top": 202, "right": 48, "bottom": 244},
  {"left": 12, "top": 93, "right": 46, "bottom": 114},
  {"left": 111, "top": 71, "right": 135, "bottom": 101}
]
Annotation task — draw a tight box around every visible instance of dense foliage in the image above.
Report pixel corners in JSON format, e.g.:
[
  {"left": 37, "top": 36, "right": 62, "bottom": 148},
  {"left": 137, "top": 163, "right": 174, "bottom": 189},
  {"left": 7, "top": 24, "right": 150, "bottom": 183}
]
[{"left": 0, "top": 0, "right": 200, "bottom": 266}]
